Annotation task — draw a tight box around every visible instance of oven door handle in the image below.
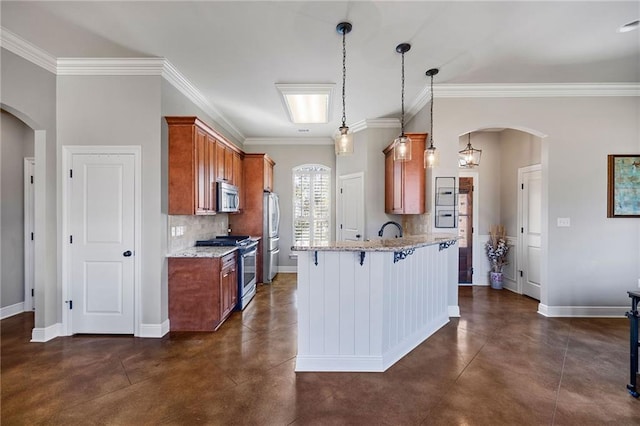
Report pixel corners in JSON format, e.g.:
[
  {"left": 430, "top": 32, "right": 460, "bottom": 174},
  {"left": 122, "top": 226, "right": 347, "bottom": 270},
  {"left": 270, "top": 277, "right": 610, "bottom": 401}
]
[{"left": 242, "top": 248, "right": 257, "bottom": 258}]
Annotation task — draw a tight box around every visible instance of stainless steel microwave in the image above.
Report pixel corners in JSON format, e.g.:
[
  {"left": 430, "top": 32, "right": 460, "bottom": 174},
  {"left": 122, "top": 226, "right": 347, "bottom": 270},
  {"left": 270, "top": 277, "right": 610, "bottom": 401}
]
[{"left": 216, "top": 181, "right": 240, "bottom": 213}]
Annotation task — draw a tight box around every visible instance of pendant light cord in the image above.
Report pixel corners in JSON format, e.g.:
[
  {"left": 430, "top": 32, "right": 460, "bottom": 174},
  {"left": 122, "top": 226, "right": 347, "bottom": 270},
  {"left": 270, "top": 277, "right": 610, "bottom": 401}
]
[
  {"left": 341, "top": 29, "right": 347, "bottom": 128},
  {"left": 400, "top": 51, "right": 405, "bottom": 136},
  {"left": 429, "top": 73, "right": 434, "bottom": 149}
]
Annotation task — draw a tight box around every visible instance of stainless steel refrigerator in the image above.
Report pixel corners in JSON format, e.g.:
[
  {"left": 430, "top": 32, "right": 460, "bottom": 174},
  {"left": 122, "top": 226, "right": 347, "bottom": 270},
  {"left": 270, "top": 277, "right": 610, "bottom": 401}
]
[{"left": 263, "top": 191, "right": 280, "bottom": 283}]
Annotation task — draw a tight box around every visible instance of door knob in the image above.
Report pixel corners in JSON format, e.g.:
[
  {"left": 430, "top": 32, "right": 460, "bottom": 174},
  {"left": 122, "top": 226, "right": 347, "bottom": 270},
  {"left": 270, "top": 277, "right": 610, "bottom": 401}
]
[
  {"left": 356, "top": 234, "right": 361, "bottom": 239},
  {"left": 123, "top": 250, "right": 132, "bottom": 257}
]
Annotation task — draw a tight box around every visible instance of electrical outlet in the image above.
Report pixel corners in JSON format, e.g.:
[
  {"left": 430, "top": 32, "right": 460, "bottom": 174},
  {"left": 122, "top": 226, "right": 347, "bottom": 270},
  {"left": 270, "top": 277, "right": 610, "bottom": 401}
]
[
  {"left": 637, "top": 278, "right": 640, "bottom": 288},
  {"left": 557, "top": 217, "right": 571, "bottom": 227}
]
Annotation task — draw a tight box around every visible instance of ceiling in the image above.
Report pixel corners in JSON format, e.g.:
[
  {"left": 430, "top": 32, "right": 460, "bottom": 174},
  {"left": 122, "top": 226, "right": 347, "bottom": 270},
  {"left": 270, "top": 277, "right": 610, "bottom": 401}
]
[{"left": 2, "top": 1, "right": 638, "bottom": 142}]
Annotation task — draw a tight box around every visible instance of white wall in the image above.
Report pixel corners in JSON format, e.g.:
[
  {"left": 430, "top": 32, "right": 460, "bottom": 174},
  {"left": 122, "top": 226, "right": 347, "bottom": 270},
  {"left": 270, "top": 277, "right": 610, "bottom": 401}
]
[
  {"left": 57, "top": 74, "right": 163, "bottom": 326},
  {"left": 1, "top": 49, "right": 57, "bottom": 329},
  {"left": 410, "top": 96, "right": 640, "bottom": 311},
  {"left": 244, "top": 143, "right": 336, "bottom": 269},
  {"left": 1, "top": 111, "right": 34, "bottom": 308},
  {"left": 336, "top": 125, "right": 401, "bottom": 239}
]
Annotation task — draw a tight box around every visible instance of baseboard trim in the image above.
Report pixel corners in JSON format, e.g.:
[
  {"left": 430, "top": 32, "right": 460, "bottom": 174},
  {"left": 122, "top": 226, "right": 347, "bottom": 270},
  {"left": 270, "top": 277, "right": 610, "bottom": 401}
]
[
  {"left": 277, "top": 266, "right": 297, "bottom": 273},
  {"left": 138, "top": 319, "right": 170, "bottom": 338},
  {"left": 538, "top": 303, "right": 627, "bottom": 318},
  {"left": 448, "top": 305, "right": 460, "bottom": 317},
  {"left": 1, "top": 302, "right": 25, "bottom": 320},
  {"left": 31, "top": 322, "right": 62, "bottom": 342}
]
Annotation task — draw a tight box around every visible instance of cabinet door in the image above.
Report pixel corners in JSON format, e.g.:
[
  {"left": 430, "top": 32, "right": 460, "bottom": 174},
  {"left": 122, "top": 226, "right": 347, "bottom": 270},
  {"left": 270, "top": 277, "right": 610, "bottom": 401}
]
[
  {"left": 233, "top": 152, "right": 243, "bottom": 208},
  {"left": 264, "top": 158, "right": 274, "bottom": 191},
  {"left": 220, "top": 254, "right": 237, "bottom": 321},
  {"left": 216, "top": 141, "right": 226, "bottom": 182},
  {"left": 207, "top": 135, "right": 216, "bottom": 211},
  {"left": 224, "top": 148, "right": 234, "bottom": 183},
  {"left": 195, "top": 128, "right": 209, "bottom": 214}
]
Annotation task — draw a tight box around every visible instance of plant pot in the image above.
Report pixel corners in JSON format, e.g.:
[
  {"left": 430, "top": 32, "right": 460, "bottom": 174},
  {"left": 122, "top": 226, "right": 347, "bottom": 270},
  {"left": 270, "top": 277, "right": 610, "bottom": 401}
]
[{"left": 490, "top": 272, "right": 503, "bottom": 289}]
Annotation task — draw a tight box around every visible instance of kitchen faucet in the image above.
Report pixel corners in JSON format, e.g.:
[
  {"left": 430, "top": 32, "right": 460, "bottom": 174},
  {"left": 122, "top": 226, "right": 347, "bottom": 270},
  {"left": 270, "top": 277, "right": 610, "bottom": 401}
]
[{"left": 378, "top": 221, "right": 403, "bottom": 238}]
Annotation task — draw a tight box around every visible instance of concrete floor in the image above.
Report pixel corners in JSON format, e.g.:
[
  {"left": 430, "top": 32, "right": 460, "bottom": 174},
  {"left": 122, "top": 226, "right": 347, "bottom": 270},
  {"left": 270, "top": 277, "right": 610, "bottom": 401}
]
[{"left": 1, "top": 273, "right": 638, "bottom": 425}]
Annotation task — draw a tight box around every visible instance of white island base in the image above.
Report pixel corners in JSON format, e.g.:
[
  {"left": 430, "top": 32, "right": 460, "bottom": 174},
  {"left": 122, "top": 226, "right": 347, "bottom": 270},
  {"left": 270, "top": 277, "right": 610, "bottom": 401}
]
[{"left": 294, "top": 237, "right": 456, "bottom": 372}]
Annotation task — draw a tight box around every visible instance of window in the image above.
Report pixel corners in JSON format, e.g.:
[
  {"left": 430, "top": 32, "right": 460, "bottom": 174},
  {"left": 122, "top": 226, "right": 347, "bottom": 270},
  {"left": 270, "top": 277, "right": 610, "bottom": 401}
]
[{"left": 293, "top": 164, "right": 331, "bottom": 245}]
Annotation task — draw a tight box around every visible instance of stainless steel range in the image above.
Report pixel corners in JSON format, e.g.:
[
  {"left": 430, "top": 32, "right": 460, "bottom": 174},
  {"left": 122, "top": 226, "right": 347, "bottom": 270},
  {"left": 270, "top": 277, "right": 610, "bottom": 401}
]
[{"left": 195, "top": 235, "right": 258, "bottom": 310}]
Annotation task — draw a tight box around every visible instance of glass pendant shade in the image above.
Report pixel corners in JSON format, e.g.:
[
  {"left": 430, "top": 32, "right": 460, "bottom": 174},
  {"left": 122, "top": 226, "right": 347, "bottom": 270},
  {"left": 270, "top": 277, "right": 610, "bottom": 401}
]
[
  {"left": 458, "top": 134, "right": 482, "bottom": 168},
  {"left": 393, "top": 134, "right": 412, "bottom": 161},
  {"left": 424, "top": 143, "right": 439, "bottom": 168},
  {"left": 335, "top": 126, "right": 354, "bottom": 155}
]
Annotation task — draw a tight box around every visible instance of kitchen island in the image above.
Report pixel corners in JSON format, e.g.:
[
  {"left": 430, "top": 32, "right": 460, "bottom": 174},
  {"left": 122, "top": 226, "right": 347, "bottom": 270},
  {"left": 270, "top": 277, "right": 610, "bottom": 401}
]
[{"left": 292, "top": 234, "right": 458, "bottom": 372}]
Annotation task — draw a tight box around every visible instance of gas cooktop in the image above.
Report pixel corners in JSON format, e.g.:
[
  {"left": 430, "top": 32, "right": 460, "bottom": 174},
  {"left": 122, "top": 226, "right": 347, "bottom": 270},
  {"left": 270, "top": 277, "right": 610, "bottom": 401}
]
[{"left": 195, "top": 235, "right": 252, "bottom": 247}]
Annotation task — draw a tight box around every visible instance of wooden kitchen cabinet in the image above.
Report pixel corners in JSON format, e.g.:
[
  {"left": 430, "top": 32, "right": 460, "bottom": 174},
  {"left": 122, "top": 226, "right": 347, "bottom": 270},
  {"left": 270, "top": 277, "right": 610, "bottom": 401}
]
[
  {"left": 219, "top": 252, "right": 238, "bottom": 321},
  {"left": 228, "top": 153, "right": 275, "bottom": 284},
  {"left": 166, "top": 116, "right": 243, "bottom": 215},
  {"left": 383, "top": 133, "right": 426, "bottom": 214},
  {"left": 168, "top": 251, "right": 237, "bottom": 331}
]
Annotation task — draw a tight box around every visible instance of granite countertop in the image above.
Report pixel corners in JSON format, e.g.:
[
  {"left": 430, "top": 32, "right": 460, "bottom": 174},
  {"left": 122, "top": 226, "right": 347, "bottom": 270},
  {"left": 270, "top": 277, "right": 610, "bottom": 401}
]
[
  {"left": 167, "top": 246, "right": 238, "bottom": 258},
  {"left": 291, "top": 233, "right": 458, "bottom": 252}
]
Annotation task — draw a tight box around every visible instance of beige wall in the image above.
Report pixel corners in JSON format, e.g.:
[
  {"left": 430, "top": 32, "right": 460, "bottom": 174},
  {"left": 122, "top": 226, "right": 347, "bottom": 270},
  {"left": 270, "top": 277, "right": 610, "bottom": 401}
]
[
  {"left": 57, "top": 74, "right": 163, "bottom": 326},
  {"left": 409, "top": 96, "right": 640, "bottom": 310},
  {"left": 1, "top": 111, "right": 34, "bottom": 308},
  {"left": 1, "top": 48, "right": 57, "bottom": 329}
]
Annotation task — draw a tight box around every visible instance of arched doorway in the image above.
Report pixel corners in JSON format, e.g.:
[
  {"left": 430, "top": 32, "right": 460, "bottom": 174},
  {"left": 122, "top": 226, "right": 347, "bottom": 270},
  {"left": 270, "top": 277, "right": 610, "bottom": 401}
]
[
  {"left": 456, "top": 127, "right": 546, "bottom": 302},
  {"left": 1, "top": 103, "right": 49, "bottom": 339}
]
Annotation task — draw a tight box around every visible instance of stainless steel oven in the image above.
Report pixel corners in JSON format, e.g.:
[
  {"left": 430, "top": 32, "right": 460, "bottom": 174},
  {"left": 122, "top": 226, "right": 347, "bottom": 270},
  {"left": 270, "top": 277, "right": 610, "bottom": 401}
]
[
  {"left": 237, "top": 241, "right": 258, "bottom": 310},
  {"left": 194, "top": 236, "right": 258, "bottom": 310}
]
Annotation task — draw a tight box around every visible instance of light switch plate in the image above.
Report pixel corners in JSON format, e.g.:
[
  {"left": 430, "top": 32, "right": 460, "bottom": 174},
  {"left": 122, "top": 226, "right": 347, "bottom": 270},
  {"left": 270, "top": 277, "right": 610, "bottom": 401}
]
[{"left": 557, "top": 217, "right": 571, "bottom": 227}]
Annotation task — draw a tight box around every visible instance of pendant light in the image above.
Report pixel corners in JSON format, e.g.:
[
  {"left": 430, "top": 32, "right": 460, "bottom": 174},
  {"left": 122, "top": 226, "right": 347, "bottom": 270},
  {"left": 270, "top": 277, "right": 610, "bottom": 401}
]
[
  {"left": 458, "top": 132, "right": 482, "bottom": 168},
  {"left": 393, "top": 43, "right": 412, "bottom": 162},
  {"left": 335, "top": 22, "right": 353, "bottom": 155},
  {"left": 424, "top": 68, "right": 439, "bottom": 168}
]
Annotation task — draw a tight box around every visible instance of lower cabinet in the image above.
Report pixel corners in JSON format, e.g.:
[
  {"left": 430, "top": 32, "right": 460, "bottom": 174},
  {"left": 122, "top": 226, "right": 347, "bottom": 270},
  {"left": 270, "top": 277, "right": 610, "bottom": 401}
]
[{"left": 168, "top": 252, "right": 238, "bottom": 331}]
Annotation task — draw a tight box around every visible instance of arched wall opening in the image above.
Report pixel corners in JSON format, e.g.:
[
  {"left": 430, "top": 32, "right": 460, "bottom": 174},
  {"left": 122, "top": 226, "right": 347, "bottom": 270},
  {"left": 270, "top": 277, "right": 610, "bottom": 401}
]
[
  {"left": 1, "top": 103, "right": 49, "bottom": 336},
  {"left": 455, "top": 127, "right": 545, "bottom": 301}
]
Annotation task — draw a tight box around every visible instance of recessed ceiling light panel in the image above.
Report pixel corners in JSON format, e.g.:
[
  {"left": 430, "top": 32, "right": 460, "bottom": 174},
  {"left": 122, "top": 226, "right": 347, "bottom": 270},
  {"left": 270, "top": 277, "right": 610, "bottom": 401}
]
[{"left": 276, "top": 83, "right": 334, "bottom": 124}]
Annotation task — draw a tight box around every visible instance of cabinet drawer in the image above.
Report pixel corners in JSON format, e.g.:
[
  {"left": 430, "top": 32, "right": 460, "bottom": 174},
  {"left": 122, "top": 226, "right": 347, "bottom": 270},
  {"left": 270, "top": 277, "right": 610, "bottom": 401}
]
[{"left": 221, "top": 252, "right": 237, "bottom": 270}]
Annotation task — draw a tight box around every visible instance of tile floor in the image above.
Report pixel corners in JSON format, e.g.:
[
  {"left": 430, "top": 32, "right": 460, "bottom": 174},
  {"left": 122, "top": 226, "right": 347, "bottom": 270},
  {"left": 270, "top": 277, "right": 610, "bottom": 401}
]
[{"left": 1, "top": 274, "right": 638, "bottom": 425}]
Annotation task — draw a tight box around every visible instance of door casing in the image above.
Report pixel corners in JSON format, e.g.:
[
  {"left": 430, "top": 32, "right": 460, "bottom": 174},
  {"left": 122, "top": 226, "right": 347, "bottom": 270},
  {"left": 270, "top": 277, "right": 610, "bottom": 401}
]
[{"left": 61, "top": 145, "right": 141, "bottom": 336}]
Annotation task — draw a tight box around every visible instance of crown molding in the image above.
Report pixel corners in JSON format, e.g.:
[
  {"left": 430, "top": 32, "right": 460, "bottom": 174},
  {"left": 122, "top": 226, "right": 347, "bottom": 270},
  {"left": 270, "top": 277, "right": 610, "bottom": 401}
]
[
  {"left": 350, "top": 118, "right": 400, "bottom": 133},
  {"left": 244, "top": 137, "right": 333, "bottom": 146},
  {"left": 56, "top": 57, "right": 166, "bottom": 75},
  {"left": 0, "top": 27, "right": 57, "bottom": 74},
  {"left": 435, "top": 83, "right": 640, "bottom": 98}
]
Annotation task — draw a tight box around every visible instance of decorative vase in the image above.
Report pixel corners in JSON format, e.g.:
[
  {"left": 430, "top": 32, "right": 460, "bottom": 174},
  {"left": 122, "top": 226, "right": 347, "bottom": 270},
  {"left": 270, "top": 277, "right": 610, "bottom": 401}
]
[{"left": 490, "top": 272, "right": 503, "bottom": 289}]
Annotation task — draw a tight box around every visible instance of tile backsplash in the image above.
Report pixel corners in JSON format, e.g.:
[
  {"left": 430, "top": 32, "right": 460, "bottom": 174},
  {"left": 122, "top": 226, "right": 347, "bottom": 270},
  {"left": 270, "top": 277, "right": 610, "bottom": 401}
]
[
  {"left": 168, "top": 215, "right": 229, "bottom": 253},
  {"left": 402, "top": 213, "right": 432, "bottom": 236}
]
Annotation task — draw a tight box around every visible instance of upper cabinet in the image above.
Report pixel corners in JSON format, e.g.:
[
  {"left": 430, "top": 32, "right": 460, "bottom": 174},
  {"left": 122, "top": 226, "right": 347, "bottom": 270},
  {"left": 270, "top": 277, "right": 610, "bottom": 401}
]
[
  {"left": 383, "top": 133, "right": 427, "bottom": 215},
  {"left": 166, "top": 116, "right": 243, "bottom": 215},
  {"left": 263, "top": 155, "right": 275, "bottom": 192}
]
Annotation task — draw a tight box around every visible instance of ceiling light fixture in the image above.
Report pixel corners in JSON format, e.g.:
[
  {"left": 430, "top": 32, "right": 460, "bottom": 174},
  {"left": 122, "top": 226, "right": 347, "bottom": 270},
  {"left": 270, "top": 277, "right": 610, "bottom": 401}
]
[
  {"left": 618, "top": 20, "right": 639, "bottom": 33},
  {"left": 276, "top": 83, "right": 334, "bottom": 124},
  {"left": 424, "top": 68, "right": 439, "bottom": 168},
  {"left": 458, "top": 132, "right": 482, "bottom": 168},
  {"left": 335, "top": 21, "right": 353, "bottom": 156},
  {"left": 393, "top": 43, "right": 412, "bottom": 162}
]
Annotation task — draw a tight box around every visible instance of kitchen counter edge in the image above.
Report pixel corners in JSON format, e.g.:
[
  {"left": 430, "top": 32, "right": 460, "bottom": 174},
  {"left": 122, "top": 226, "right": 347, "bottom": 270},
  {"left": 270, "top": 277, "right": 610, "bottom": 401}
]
[
  {"left": 167, "top": 246, "right": 238, "bottom": 258},
  {"left": 291, "top": 234, "right": 458, "bottom": 252}
]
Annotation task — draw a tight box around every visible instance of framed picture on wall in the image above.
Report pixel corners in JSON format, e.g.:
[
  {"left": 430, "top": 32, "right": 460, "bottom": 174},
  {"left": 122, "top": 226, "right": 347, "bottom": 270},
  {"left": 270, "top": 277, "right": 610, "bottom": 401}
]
[{"left": 607, "top": 154, "right": 640, "bottom": 218}]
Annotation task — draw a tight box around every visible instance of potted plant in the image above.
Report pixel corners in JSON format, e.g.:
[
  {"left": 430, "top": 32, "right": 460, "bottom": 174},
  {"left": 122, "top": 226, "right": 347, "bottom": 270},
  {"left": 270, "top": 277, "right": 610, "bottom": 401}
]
[{"left": 485, "top": 225, "right": 509, "bottom": 289}]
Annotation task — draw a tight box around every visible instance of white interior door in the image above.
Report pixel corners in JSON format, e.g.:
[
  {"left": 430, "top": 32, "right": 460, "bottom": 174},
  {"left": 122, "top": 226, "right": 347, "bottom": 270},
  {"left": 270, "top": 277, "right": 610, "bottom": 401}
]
[
  {"left": 338, "top": 173, "right": 364, "bottom": 241},
  {"left": 519, "top": 165, "right": 542, "bottom": 300},
  {"left": 24, "top": 158, "right": 35, "bottom": 311},
  {"left": 69, "top": 152, "right": 136, "bottom": 333}
]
